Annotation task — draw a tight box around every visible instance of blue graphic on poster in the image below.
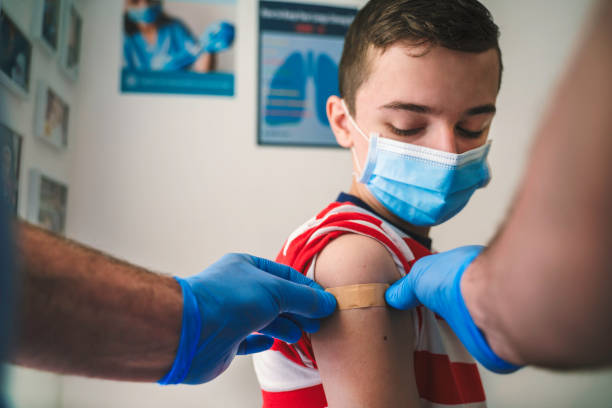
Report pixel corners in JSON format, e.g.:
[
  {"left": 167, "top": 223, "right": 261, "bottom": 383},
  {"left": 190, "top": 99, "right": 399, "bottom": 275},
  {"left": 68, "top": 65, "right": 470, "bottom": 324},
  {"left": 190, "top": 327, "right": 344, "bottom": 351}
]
[
  {"left": 120, "top": 0, "right": 236, "bottom": 96},
  {"left": 258, "top": 1, "right": 356, "bottom": 146}
]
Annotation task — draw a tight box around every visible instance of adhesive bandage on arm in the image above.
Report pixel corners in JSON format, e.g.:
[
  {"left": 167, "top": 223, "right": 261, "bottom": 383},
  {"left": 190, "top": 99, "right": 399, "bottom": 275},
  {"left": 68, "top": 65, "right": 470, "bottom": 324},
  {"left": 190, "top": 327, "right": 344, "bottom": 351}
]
[{"left": 326, "top": 283, "right": 390, "bottom": 310}]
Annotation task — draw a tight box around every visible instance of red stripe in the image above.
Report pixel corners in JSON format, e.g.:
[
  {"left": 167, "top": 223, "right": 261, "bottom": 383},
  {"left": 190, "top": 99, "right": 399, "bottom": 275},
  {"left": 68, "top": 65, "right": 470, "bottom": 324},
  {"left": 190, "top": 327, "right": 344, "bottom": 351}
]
[
  {"left": 262, "top": 384, "right": 327, "bottom": 408},
  {"left": 403, "top": 237, "right": 432, "bottom": 263},
  {"left": 414, "top": 350, "right": 486, "bottom": 404}
]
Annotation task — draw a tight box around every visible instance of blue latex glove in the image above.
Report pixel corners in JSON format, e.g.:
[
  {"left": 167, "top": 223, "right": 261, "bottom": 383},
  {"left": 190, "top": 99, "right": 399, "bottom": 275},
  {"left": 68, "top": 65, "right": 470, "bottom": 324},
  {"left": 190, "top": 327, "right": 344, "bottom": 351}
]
[
  {"left": 200, "top": 21, "right": 235, "bottom": 54},
  {"left": 385, "top": 245, "right": 522, "bottom": 374},
  {"left": 158, "top": 253, "right": 337, "bottom": 385},
  {"left": 162, "top": 21, "right": 235, "bottom": 71}
]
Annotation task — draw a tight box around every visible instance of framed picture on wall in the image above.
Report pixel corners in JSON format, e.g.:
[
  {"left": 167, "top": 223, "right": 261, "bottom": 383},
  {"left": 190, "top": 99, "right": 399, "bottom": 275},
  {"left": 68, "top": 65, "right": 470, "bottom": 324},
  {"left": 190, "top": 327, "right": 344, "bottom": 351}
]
[
  {"left": 0, "top": 122, "right": 23, "bottom": 215},
  {"left": 27, "top": 169, "right": 68, "bottom": 235},
  {"left": 31, "top": 0, "right": 62, "bottom": 55},
  {"left": 0, "top": 7, "right": 33, "bottom": 97},
  {"left": 257, "top": 1, "right": 357, "bottom": 146},
  {"left": 120, "top": 0, "right": 236, "bottom": 96},
  {"left": 34, "top": 81, "right": 70, "bottom": 149},
  {"left": 59, "top": 0, "right": 82, "bottom": 80}
]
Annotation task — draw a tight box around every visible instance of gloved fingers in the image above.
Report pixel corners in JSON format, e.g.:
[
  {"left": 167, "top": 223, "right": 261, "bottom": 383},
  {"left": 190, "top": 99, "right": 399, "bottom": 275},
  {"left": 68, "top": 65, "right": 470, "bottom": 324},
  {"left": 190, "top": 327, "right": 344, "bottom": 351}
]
[
  {"left": 246, "top": 254, "right": 325, "bottom": 291},
  {"left": 237, "top": 334, "right": 275, "bottom": 355},
  {"left": 259, "top": 316, "right": 303, "bottom": 344},
  {"left": 275, "top": 280, "right": 337, "bottom": 319},
  {"left": 233, "top": 253, "right": 336, "bottom": 318},
  {"left": 385, "top": 273, "right": 421, "bottom": 310},
  {"left": 283, "top": 313, "right": 321, "bottom": 334}
]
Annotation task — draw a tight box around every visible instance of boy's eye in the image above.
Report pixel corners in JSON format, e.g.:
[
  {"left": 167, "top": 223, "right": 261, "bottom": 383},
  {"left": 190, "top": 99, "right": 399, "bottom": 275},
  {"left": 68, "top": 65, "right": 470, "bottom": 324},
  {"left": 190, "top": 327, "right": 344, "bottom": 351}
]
[
  {"left": 389, "top": 125, "right": 424, "bottom": 137},
  {"left": 456, "top": 126, "right": 485, "bottom": 139}
]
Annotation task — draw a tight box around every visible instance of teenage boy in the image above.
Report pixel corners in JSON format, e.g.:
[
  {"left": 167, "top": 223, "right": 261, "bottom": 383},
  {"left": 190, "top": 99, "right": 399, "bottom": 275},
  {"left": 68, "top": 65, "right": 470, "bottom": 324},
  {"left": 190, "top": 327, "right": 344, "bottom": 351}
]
[{"left": 254, "top": 0, "right": 501, "bottom": 407}]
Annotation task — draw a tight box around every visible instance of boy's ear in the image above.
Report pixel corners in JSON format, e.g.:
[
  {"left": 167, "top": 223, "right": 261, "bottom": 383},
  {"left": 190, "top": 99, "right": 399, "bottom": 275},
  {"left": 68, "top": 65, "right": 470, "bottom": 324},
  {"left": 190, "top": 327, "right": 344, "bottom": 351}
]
[{"left": 327, "top": 95, "right": 353, "bottom": 148}]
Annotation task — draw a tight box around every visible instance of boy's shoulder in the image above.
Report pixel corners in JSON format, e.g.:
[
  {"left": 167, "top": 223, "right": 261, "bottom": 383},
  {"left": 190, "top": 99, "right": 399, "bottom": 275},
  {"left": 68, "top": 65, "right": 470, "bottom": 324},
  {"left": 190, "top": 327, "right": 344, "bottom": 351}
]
[{"left": 314, "top": 232, "right": 402, "bottom": 288}]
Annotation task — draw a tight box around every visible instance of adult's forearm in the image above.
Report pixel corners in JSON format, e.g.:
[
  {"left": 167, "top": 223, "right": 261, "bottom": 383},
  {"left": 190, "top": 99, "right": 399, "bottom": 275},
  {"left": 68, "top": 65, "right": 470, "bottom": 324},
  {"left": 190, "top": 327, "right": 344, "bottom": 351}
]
[
  {"left": 462, "top": 0, "right": 612, "bottom": 368},
  {"left": 12, "top": 221, "right": 182, "bottom": 381}
]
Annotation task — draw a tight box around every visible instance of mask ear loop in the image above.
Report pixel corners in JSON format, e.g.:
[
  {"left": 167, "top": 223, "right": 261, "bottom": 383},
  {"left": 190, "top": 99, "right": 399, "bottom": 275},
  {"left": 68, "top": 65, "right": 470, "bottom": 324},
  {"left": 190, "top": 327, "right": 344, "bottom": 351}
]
[{"left": 341, "top": 100, "right": 370, "bottom": 181}]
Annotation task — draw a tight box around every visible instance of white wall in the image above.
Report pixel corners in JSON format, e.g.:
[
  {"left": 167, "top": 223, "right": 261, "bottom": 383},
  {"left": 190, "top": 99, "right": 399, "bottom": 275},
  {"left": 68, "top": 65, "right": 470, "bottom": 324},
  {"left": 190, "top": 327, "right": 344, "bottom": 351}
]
[{"left": 3, "top": 0, "right": 612, "bottom": 407}]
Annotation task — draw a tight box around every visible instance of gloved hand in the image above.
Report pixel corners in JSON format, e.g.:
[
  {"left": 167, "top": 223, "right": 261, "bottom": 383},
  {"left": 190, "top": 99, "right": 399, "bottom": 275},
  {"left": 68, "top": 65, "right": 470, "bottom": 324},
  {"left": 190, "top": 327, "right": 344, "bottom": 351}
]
[
  {"left": 200, "top": 21, "right": 235, "bottom": 54},
  {"left": 385, "top": 245, "right": 522, "bottom": 374},
  {"left": 158, "top": 253, "right": 337, "bottom": 385}
]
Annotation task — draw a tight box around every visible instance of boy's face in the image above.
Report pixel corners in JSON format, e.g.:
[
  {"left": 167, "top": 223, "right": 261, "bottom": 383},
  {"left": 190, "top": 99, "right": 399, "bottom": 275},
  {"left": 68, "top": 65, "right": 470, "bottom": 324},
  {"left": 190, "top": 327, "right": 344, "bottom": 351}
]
[{"left": 329, "top": 43, "right": 500, "bottom": 168}]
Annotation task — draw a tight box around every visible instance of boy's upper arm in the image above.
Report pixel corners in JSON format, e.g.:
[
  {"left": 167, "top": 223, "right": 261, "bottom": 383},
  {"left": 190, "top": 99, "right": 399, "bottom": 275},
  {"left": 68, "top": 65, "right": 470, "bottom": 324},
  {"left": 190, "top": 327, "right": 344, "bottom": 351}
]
[{"left": 311, "top": 233, "right": 421, "bottom": 408}]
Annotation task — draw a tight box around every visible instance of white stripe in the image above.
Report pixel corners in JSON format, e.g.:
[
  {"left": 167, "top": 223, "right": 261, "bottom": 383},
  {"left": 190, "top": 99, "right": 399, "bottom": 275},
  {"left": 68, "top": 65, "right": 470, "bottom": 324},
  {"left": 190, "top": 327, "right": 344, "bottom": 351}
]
[
  {"left": 253, "top": 350, "right": 321, "bottom": 392},
  {"left": 415, "top": 309, "right": 475, "bottom": 364},
  {"left": 305, "top": 257, "right": 316, "bottom": 280},
  {"left": 436, "top": 319, "right": 475, "bottom": 364},
  {"left": 415, "top": 308, "right": 447, "bottom": 355}
]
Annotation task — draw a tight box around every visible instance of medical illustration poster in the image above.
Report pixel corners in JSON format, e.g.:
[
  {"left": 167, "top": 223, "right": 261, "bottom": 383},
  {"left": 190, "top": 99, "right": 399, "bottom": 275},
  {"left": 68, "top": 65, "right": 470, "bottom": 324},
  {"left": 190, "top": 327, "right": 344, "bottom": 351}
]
[
  {"left": 28, "top": 169, "right": 68, "bottom": 235},
  {"left": 0, "top": 123, "right": 23, "bottom": 215},
  {"left": 258, "top": 1, "right": 356, "bottom": 146},
  {"left": 35, "top": 81, "right": 70, "bottom": 149},
  {"left": 120, "top": 0, "right": 236, "bottom": 96},
  {"left": 0, "top": 8, "right": 33, "bottom": 97}
]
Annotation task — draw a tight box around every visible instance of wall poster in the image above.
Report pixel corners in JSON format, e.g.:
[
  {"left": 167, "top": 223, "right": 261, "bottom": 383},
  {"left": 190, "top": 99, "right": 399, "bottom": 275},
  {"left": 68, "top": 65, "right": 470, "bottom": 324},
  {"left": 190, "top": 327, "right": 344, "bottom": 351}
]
[
  {"left": 258, "top": 1, "right": 356, "bottom": 146},
  {"left": 120, "top": 0, "right": 236, "bottom": 96}
]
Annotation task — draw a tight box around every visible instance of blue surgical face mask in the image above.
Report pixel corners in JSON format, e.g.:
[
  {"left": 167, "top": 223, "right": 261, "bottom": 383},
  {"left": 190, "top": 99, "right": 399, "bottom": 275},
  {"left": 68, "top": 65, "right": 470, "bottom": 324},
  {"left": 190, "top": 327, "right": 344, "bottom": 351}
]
[
  {"left": 342, "top": 100, "right": 492, "bottom": 226},
  {"left": 127, "top": 3, "right": 162, "bottom": 24}
]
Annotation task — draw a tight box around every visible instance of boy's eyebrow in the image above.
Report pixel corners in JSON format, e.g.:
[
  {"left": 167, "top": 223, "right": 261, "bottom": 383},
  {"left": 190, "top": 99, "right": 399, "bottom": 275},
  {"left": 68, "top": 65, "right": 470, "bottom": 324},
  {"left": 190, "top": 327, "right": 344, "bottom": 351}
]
[
  {"left": 380, "top": 102, "right": 434, "bottom": 114},
  {"left": 380, "top": 102, "right": 497, "bottom": 116},
  {"left": 465, "top": 104, "right": 497, "bottom": 116}
]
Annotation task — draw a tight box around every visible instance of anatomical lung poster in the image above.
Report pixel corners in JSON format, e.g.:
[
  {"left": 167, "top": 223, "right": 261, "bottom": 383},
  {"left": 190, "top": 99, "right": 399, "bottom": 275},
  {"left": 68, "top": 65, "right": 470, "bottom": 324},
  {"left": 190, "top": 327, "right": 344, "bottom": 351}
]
[{"left": 258, "top": 1, "right": 356, "bottom": 146}]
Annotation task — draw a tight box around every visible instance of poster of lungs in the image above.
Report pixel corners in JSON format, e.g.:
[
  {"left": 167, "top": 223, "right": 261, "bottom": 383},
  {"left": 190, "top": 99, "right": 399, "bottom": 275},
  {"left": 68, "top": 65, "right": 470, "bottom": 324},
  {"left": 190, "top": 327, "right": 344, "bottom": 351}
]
[
  {"left": 120, "top": 0, "right": 236, "bottom": 96},
  {"left": 258, "top": 1, "right": 356, "bottom": 146}
]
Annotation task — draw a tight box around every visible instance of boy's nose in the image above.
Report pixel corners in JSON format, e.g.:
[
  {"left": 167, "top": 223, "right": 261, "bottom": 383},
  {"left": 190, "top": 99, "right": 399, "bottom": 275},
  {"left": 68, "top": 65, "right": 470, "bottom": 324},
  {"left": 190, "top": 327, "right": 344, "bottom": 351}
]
[{"left": 428, "top": 126, "right": 459, "bottom": 154}]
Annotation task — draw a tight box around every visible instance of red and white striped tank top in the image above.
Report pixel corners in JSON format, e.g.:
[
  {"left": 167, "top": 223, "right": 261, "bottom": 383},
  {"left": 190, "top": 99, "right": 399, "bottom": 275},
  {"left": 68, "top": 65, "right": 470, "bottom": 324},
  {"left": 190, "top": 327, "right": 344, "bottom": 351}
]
[{"left": 253, "top": 194, "right": 486, "bottom": 407}]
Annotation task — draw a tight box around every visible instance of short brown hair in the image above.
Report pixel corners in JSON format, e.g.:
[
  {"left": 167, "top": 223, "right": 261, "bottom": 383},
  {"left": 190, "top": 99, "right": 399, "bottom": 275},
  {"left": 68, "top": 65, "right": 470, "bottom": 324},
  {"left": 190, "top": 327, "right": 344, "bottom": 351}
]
[{"left": 339, "top": 0, "right": 502, "bottom": 115}]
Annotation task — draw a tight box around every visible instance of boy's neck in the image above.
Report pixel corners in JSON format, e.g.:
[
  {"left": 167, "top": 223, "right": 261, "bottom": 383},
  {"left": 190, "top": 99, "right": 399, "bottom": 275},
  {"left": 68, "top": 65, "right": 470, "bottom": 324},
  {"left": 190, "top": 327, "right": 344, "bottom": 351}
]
[{"left": 349, "top": 180, "right": 431, "bottom": 239}]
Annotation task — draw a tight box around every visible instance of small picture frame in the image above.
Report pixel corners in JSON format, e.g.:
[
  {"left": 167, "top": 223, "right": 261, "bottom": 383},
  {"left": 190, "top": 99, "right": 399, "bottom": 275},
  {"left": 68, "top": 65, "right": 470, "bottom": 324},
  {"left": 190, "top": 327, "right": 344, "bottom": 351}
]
[
  {"left": 0, "top": 7, "right": 33, "bottom": 97},
  {"left": 31, "top": 0, "right": 62, "bottom": 55},
  {"left": 27, "top": 169, "right": 68, "bottom": 235},
  {"left": 0, "top": 122, "right": 23, "bottom": 215},
  {"left": 34, "top": 81, "right": 69, "bottom": 149},
  {"left": 58, "top": 0, "right": 82, "bottom": 80}
]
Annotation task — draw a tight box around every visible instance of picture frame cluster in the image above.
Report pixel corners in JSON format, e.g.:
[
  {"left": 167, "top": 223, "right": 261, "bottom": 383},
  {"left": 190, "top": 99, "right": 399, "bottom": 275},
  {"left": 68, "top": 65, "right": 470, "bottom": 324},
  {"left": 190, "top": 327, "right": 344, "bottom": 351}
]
[
  {"left": 0, "top": 0, "right": 82, "bottom": 97},
  {"left": 0, "top": 0, "right": 81, "bottom": 235}
]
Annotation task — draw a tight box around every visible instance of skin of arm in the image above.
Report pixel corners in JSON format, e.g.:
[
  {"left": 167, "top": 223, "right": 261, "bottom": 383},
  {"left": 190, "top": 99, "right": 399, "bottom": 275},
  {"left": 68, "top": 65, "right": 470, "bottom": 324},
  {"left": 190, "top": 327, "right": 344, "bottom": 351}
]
[
  {"left": 311, "top": 234, "right": 420, "bottom": 408},
  {"left": 461, "top": 0, "right": 612, "bottom": 368},
  {"left": 12, "top": 221, "right": 182, "bottom": 381},
  {"left": 192, "top": 53, "right": 216, "bottom": 73}
]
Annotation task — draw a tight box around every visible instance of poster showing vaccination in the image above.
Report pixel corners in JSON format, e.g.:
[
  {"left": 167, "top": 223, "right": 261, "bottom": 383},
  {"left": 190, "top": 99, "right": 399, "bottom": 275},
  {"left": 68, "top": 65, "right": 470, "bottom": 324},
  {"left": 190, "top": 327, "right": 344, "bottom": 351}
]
[
  {"left": 258, "top": 1, "right": 356, "bottom": 146},
  {"left": 120, "top": 0, "right": 236, "bottom": 96}
]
